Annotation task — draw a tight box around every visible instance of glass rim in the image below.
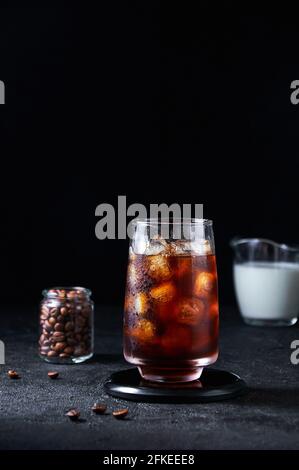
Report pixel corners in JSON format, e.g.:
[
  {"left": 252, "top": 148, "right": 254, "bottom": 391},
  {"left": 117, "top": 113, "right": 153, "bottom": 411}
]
[
  {"left": 42, "top": 286, "right": 92, "bottom": 297},
  {"left": 132, "top": 218, "right": 212, "bottom": 226},
  {"left": 230, "top": 238, "right": 299, "bottom": 252}
]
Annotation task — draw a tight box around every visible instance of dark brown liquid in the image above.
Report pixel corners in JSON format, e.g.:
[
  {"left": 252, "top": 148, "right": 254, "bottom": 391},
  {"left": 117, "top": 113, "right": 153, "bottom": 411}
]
[{"left": 123, "top": 252, "right": 219, "bottom": 374}]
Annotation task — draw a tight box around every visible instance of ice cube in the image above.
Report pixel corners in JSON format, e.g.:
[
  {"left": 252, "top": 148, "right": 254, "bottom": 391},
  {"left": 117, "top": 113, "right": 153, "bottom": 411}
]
[
  {"left": 147, "top": 254, "right": 172, "bottom": 281},
  {"left": 144, "top": 236, "right": 168, "bottom": 256},
  {"left": 175, "top": 298, "right": 205, "bottom": 325},
  {"left": 150, "top": 281, "right": 176, "bottom": 303},
  {"left": 130, "top": 319, "right": 155, "bottom": 342},
  {"left": 190, "top": 240, "right": 212, "bottom": 255},
  {"left": 168, "top": 240, "right": 189, "bottom": 255},
  {"left": 194, "top": 272, "right": 215, "bottom": 297},
  {"left": 124, "top": 292, "right": 149, "bottom": 316},
  {"left": 134, "top": 292, "right": 149, "bottom": 316}
]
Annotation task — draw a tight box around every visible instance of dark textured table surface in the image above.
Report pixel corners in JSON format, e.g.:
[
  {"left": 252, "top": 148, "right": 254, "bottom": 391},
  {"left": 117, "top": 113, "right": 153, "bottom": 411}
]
[{"left": 0, "top": 306, "right": 299, "bottom": 450}]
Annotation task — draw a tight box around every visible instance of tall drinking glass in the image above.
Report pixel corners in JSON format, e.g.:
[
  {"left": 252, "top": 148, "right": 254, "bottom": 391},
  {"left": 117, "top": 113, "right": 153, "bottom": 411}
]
[{"left": 123, "top": 219, "right": 219, "bottom": 383}]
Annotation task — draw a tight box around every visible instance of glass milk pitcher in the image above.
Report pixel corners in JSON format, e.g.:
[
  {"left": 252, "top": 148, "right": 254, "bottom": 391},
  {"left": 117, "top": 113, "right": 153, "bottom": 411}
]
[{"left": 231, "top": 238, "right": 299, "bottom": 326}]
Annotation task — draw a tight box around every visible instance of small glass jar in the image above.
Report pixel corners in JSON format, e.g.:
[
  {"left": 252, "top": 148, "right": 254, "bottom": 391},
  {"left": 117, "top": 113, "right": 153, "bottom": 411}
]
[{"left": 39, "top": 287, "right": 94, "bottom": 363}]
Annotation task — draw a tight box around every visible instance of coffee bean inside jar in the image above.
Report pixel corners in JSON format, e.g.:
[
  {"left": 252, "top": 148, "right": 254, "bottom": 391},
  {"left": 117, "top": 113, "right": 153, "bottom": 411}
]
[{"left": 39, "top": 287, "right": 94, "bottom": 363}]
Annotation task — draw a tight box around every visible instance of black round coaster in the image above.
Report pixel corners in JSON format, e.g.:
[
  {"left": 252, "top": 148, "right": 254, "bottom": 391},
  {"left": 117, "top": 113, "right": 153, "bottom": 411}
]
[{"left": 104, "top": 367, "right": 248, "bottom": 403}]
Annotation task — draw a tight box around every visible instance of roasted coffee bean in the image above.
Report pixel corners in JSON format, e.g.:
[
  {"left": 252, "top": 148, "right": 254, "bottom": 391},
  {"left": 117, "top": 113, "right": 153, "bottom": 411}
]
[
  {"left": 67, "top": 290, "right": 76, "bottom": 299},
  {"left": 8, "top": 370, "right": 20, "bottom": 379},
  {"left": 63, "top": 346, "right": 74, "bottom": 355},
  {"left": 65, "top": 321, "right": 74, "bottom": 332},
  {"left": 48, "top": 371, "right": 59, "bottom": 379},
  {"left": 39, "top": 348, "right": 50, "bottom": 356},
  {"left": 92, "top": 403, "right": 107, "bottom": 414},
  {"left": 60, "top": 307, "right": 68, "bottom": 316},
  {"left": 45, "top": 320, "right": 53, "bottom": 332},
  {"left": 53, "top": 342, "right": 66, "bottom": 352},
  {"left": 47, "top": 350, "right": 58, "bottom": 357},
  {"left": 112, "top": 408, "right": 128, "bottom": 419},
  {"left": 40, "top": 287, "right": 93, "bottom": 362},
  {"left": 41, "top": 306, "right": 50, "bottom": 316},
  {"left": 52, "top": 331, "right": 63, "bottom": 337},
  {"left": 67, "top": 338, "right": 76, "bottom": 346},
  {"left": 49, "top": 307, "right": 59, "bottom": 317},
  {"left": 52, "top": 333, "right": 65, "bottom": 341},
  {"left": 66, "top": 409, "right": 80, "bottom": 420},
  {"left": 54, "top": 322, "right": 64, "bottom": 332},
  {"left": 52, "top": 337, "right": 65, "bottom": 345},
  {"left": 48, "top": 317, "right": 56, "bottom": 326}
]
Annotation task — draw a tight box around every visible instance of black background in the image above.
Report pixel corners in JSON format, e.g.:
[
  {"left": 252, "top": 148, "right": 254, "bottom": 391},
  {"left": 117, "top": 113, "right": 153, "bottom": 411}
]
[{"left": 0, "top": 4, "right": 298, "bottom": 308}]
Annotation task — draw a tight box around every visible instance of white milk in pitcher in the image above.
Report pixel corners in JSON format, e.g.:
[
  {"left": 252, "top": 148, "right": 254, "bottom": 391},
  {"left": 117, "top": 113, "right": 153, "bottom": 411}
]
[{"left": 233, "top": 261, "right": 299, "bottom": 322}]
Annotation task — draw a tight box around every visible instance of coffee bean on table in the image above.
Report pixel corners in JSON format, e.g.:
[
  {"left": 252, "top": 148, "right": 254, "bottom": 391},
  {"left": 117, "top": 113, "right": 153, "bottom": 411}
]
[
  {"left": 48, "top": 371, "right": 59, "bottom": 379},
  {"left": 92, "top": 403, "right": 107, "bottom": 414},
  {"left": 112, "top": 408, "right": 129, "bottom": 419},
  {"left": 8, "top": 370, "right": 20, "bottom": 379},
  {"left": 66, "top": 409, "right": 80, "bottom": 421}
]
